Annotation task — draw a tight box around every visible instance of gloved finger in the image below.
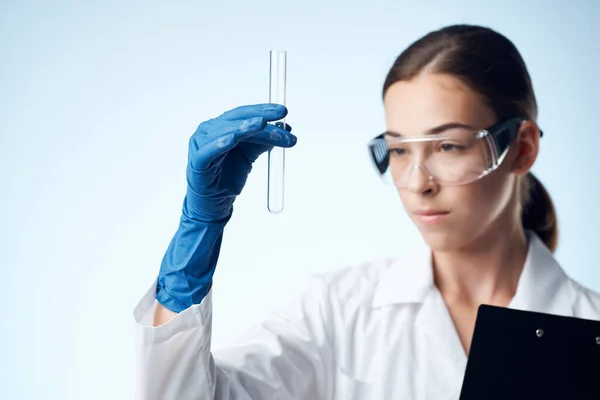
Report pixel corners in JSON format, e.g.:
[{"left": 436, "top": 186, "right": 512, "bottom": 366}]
[
  {"left": 217, "top": 103, "right": 287, "bottom": 123},
  {"left": 241, "top": 123, "right": 297, "bottom": 148},
  {"left": 190, "top": 117, "right": 266, "bottom": 168},
  {"left": 209, "top": 118, "right": 294, "bottom": 144},
  {"left": 238, "top": 123, "right": 295, "bottom": 162},
  {"left": 209, "top": 116, "right": 269, "bottom": 141}
]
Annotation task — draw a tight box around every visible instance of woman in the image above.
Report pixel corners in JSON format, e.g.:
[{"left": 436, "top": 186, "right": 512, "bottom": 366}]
[{"left": 134, "top": 24, "right": 600, "bottom": 399}]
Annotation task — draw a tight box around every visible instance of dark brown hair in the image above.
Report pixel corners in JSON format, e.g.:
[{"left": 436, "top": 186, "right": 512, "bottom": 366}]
[{"left": 382, "top": 24, "right": 558, "bottom": 252}]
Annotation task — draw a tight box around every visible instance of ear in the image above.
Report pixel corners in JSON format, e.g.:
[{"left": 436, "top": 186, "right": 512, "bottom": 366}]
[{"left": 510, "top": 120, "right": 540, "bottom": 176}]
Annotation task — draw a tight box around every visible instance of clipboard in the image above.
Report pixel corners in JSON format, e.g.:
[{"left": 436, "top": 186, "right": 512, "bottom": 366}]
[{"left": 459, "top": 305, "right": 600, "bottom": 400}]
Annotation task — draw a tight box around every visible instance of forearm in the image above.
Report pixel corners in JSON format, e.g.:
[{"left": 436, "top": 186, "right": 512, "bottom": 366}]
[
  {"left": 135, "top": 284, "right": 217, "bottom": 400},
  {"left": 135, "top": 268, "right": 333, "bottom": 400},
  {"left": 154, "top": 283, "right": 213, "bottom": 326},
  {"left": 155, "top": 211, "right": 228, "bottom": 314},
  {"left": 153, "top": 303, "right": 178, "bottom": 326}
]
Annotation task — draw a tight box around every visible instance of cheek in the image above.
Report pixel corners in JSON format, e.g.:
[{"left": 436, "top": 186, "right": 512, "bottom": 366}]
[
  {"left": 461, "top": 173, "right": 516, "bottom": 222},
  {"left": 396, "top": 189, "right": 413, "bottom": 210}
]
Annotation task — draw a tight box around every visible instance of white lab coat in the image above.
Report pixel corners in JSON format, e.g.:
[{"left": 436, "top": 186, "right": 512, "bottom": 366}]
[{"left": 133, "top": 232, "right": 600, "bottom": 399}]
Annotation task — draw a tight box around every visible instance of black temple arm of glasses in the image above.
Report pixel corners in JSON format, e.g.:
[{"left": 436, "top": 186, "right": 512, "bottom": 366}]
[{"left": 489, "top": 118, "right": 543, "bottom": 154}]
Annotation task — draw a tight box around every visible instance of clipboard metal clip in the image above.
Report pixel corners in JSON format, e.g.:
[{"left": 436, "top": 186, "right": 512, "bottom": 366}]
[{"left": 536, "top": 329, "right": 544, "bottom": 338}]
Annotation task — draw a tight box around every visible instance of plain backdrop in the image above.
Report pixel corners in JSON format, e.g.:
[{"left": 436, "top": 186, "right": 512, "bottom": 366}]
[{"left": 1, "top": 0, "right": 599, "bottom": 398}]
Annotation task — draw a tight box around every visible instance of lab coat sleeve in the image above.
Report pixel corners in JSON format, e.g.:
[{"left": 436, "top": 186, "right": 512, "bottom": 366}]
[{"left": 133, "top": 277, "right": 335, "bottom": 400}]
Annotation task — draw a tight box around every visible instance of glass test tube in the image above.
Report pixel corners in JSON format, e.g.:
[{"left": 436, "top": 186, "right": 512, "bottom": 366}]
[{"left": 268, "top": 50, "right": 287, "bottom": 214}]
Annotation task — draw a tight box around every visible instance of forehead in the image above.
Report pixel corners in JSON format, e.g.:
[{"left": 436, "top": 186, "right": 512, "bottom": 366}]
[{"left": 383, "top": 73, "right": 496, "bottom": 135}]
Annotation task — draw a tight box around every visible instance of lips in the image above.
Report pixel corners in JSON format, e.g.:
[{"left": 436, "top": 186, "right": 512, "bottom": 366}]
[
  {"left": 413, "top": 210, "right": 450, "bottom": 225},
  {"left": 413, "top": 210, "right": 449, "bottom": 216}
]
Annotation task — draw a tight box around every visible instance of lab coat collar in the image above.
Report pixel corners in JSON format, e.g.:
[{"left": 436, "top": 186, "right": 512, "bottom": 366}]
[
  {"left": 371, "top": 231, "right": 575, "bottom": 317},
  {"left": 508, "top": 231, "right": 575, "bottom": 317}
]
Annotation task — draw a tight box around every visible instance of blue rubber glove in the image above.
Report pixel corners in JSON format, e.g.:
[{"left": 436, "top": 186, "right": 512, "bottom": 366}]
[{"left": 156, "top": 104, "right": 296, "bottom": 313}]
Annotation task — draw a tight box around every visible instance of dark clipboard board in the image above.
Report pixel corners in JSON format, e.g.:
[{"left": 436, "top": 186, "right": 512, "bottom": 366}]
[{"left": 459, "top": 305, "right": 600, "bottom": 400}]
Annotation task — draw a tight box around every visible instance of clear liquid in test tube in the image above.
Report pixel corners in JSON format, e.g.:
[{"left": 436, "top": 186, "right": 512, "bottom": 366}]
[{"left": 268, "top": 50, "right": 287, "bottom": 214}]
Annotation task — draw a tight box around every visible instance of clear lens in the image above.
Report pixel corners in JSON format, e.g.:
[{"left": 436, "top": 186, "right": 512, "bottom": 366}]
[{"left": 368, "top": 129, "right": 500, "bottom": 187}]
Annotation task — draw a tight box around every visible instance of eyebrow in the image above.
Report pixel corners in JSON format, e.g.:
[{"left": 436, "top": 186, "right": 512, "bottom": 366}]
[{"left": 384, "top": 122, "right": 477, "bottom": 137}]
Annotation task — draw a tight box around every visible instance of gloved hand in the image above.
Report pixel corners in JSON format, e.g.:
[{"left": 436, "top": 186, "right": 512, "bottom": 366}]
[{"left": 156, "top": 104, "right": 296, "bottom": 313}]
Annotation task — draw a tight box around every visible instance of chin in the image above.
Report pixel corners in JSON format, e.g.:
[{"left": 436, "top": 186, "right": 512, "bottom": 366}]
[{"left": 417, "top": 228, "right": 467, "bottom": 252}]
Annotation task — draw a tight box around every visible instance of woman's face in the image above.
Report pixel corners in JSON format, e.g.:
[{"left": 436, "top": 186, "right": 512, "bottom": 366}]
[{"left": 383, "top": 72, "right": 528, "bottom": 251}]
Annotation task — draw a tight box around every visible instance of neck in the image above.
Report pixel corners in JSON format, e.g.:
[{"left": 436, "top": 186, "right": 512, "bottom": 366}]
[{"left": 432, "top": 222, "right": 529, "bottom": 307}]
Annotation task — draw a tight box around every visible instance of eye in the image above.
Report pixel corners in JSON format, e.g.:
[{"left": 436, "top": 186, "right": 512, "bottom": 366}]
[
  {"left": 391, "top": 147, "right": 407, "bottom": 156},
  {"left": 440, "top": 142, "right": 466, "bottom": 152}
]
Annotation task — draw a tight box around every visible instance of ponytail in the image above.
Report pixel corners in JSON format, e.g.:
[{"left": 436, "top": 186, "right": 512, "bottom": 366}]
[{"left": 521, "top": 172, "right": 558, "bottom": 252}]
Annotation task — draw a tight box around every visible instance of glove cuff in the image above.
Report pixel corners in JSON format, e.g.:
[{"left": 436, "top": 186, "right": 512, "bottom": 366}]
[{"left": 155, "top": 216, "right": 229, "bottom": 312}]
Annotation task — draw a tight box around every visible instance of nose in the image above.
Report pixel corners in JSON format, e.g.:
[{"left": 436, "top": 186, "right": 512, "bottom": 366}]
[{"left": 404, "top": 164, "right": 436, "bottom": 193}]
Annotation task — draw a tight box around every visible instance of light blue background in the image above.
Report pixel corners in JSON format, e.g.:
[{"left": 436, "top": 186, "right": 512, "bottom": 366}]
[{"left": 1, "top": 1, "right": 599, "bottom": 398}]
